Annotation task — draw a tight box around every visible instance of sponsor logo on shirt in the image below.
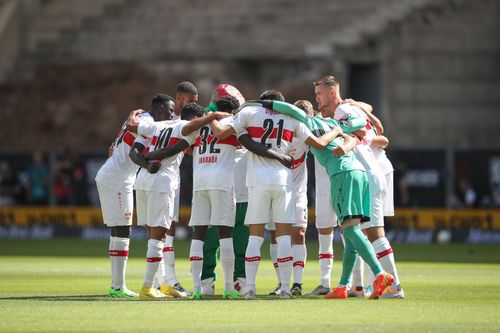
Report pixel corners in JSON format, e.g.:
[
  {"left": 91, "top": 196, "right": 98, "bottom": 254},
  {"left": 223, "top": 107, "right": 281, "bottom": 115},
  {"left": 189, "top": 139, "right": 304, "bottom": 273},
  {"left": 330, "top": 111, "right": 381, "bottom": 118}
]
[{"left": 199, "top": 156, "right": 218, "bottom": 164}]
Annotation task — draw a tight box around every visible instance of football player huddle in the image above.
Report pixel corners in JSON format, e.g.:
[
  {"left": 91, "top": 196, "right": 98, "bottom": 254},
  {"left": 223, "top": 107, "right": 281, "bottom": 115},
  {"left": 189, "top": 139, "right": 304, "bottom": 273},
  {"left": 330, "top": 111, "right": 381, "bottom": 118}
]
[{"left": 95, "top": 76, "right": 404, "bottom": 301}]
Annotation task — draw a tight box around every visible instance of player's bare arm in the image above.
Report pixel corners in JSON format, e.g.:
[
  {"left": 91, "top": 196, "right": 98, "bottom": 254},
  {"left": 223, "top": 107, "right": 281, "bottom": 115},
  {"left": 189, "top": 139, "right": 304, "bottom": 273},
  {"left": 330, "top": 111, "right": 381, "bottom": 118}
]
[
  {"left": 126, "top": 109, "right": 146, "bottom": 133},
  {"left": 143, "top": 140, "right": 190, "bottom": 160},
  {"left": 238, "top": 134, "right": 293, "bottom": 169},
  {"left": 345, "top": 98, "right": 384, "bottom": 134},
  {"left": 332, "top": 134, "right": 357, "bottom": 157},
  {"left": 181, "top": 112, "right": 230, "bottom": 136},
  {"left": 370, "top": 135, "right": 389, "bottom": 149},
  {"left": 129, "top": 142, "right": 160, "bottom": 174},
  {"left": 344, "top": 98, "right": 373, "bottom": 113},
  {"left": 209, "top": 118, "right": 236, "bottom": 140},
  {"left": 352, "top": 128, "right": 368, "bottom": 139},
  {"left": 108, "top": 142, "right": 114, "bottom": 157},
  {"left": 305, "top": 126, "right": 343, "bottom": 149}
]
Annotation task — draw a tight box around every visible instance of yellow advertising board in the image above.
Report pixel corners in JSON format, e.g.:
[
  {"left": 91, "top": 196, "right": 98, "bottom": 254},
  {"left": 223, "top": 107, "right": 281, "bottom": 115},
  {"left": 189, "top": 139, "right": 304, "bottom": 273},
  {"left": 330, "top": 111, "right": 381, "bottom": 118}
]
[
  {"left": 391, "top": 208, "right": 500, "bottom": 230},
  {"left": 0, "top": 206, "right": 499, "bottom": 229}
]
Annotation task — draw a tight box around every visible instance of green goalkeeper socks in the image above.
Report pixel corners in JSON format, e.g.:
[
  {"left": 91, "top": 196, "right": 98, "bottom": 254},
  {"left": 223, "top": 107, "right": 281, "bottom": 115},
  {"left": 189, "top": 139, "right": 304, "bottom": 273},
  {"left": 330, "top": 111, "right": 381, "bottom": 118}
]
[
  {"left": 343, "top": 225, "right": 383, "bottom": 280},
  {"left": 339, "top": 238, "right": 358, "bottom": 286}
]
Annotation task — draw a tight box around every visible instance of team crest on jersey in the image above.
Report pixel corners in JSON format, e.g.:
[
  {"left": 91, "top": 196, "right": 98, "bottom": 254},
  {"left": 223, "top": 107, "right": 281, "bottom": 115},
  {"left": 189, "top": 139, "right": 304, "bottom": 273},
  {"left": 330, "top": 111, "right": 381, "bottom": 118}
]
[{"left": 124, "top": 210, "right": 132, "bottom": 220}]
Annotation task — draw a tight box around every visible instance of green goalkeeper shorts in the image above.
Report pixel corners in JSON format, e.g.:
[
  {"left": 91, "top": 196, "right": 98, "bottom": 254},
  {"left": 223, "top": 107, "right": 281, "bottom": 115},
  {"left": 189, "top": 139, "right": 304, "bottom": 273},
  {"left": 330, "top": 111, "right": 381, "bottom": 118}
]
[{"left": 330, "top": 170, "right": 371, "bottom": 224}]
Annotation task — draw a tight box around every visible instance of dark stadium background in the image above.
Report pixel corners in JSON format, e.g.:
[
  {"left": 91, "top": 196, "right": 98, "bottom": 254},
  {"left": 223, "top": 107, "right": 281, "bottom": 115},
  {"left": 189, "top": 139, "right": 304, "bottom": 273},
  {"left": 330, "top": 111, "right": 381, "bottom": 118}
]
[{"left": 0, "top": 0, "right": 499, "bottom": 244}]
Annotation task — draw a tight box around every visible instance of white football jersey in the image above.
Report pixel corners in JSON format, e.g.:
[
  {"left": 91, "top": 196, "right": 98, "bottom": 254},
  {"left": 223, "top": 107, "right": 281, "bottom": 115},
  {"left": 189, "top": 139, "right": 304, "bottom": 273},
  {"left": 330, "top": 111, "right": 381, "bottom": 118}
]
[
  {"left": 134, "top": 119, "right": 198, "bottom": 193},
  {"left": 95, "top": 112, "right": 153, "bottom": 190},
  {"left": 234, "top": 147, "right": 248, "bottom": 203},
  {"left": 372, "top": 146, "right": 394, "bottom": 175},
  {"left": 230, "top": 106, "right": 312, "bottom": 187},
  {"left": 290, "top": 138, "right": 308, "bottom": 194},
  {"left": 360, "top": 120, "right": 394, "bottom": 175},
  {"left": 335, "top": 104, "right": 386, "bottom": 194},
  {"left": 192, "top": 117, "right": 237, "bottom": 192}
]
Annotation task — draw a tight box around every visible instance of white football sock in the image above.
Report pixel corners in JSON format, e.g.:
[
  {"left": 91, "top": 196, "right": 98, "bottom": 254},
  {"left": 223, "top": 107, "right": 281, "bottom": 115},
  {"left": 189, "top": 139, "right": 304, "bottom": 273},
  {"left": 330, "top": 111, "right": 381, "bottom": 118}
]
[
  {"left": 352, "top": 256, "right": 364, "bottom": 289},
  {"left": 219, "top": 237, "right": 235, "bottom": 292},
  {"left": 153, "top": 259, "right": 164, "bottom": 288},
  {"left": 269, "top": 243, "right": 280, "bottom": 282},
  {"left": 276, "top": 235, "right": 293, "bottom": 292},
  {"left": 163, "top": 235, "right": 178, "bottom": 285},
  {"left": 144, "top": 239, "right": 164, "bottom": 287},
  {"left": 365, "top": 261, "right": 375, "bottom": 290},
  {"left": 372, "top": 237, "right": 400, "bottom": 288},
  {"left": 109, "top": 236, "right": 129, "bottom": 290},
  {"left": 245, "top": 236, "right": 264, "bottom": 292},
  {"left": 109, "top": 237, "right": 117, "bottom": 288},
  {"left": 292, "top": 244, "right": 306, "bottom": 285},
  {"left": 189, "top": 239, "right": 204, "bottom": 292},
  {"left": 318, "top": 233, "right": 334, "bottom": 288}
]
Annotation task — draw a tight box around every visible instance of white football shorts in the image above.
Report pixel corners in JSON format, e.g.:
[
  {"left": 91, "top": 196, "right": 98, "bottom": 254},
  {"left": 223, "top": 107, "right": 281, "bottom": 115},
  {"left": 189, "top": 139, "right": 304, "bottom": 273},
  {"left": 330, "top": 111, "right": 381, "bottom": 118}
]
[
  {"left": 135, "top": 189, "right": 174, "bottom": 229},
  {"left": 383, "top": 172, "right": 395, "bottom": 217},
  {"left": 361, "top": 190, "right": 384, "bottom": 230},
  {"left": 96, "top": 181, "right": 134, "bottom": 227},
  {"left": 189, "top": 189, "right": 236, "bottom": 227},
  {"left": 172, "top": 185, "right": 180, "bottom": 223},
  {"left": 245, "top": 185, "right": 295, "bottom": 225},
  {"left": 315, "top": 189, "right": 338, "bottom": 229},
  {"left": 293, "top": 190, "right": 308, "bottom": 228}
]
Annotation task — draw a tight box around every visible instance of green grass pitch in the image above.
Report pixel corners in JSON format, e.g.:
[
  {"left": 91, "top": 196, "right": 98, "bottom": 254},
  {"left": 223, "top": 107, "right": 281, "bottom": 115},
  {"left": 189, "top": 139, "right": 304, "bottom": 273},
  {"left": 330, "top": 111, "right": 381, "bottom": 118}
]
[{"left": 0, "top": 239, "right": 499, "bottom": 333}]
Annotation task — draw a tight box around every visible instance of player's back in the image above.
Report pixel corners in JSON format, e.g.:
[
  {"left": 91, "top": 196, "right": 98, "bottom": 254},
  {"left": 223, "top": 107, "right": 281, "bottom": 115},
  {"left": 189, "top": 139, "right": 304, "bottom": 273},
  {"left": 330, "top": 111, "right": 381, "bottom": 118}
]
[
  {"left": 95, "top": 112, "right": 152, "bottom": 189},
  {"left": 232, "top": 106, "right": 309, "bottom": 188},
  {"left": 192, "top": 117, "right": 237, "bottom": 192}
]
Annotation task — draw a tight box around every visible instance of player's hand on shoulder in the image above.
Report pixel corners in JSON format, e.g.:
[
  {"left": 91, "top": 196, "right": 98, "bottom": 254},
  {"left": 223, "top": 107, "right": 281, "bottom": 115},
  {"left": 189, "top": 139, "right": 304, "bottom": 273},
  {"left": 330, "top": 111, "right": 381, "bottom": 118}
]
[
  {"left": 127, "top": 109, "right": 145, "bottom": 126},
  {"left": 147, "top": 161, "right": 161, "bottom": 174},
  {"left": 332, "top": 146, "right": 347, "bottom": 157}
]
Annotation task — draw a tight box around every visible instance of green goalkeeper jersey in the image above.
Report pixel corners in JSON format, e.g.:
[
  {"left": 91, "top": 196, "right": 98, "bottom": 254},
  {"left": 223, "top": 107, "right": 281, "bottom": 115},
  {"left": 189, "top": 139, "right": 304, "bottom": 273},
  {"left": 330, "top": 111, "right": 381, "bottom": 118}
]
[
  {"left": 308, "top": 116, "right": 365, "bottom": 176},
  {"left": 238, "top": 100, "right": 367, "bottom": 176}
]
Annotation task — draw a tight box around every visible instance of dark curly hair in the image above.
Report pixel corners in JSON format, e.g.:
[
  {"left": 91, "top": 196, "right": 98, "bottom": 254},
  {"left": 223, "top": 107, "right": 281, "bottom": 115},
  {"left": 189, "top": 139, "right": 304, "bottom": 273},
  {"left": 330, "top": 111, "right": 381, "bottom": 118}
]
[
  {"left": 181, "top": 103, "right": 205, "bottom": 120},
  {"left": 215, "top": 96, "right": 240, "bottom": 114}
]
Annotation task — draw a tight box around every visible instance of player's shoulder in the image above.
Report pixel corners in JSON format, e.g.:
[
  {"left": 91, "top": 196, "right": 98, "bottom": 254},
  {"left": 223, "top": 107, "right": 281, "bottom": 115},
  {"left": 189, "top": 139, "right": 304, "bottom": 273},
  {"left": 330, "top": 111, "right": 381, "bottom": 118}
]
[
  {"left": 336, "top": 104, "right": 363, "bottom": 119},
  {"left": 237, "top": 105, "right": 261, "bottom": 117},
  {"left": 218, "top": 115, "right": 234, "bottom": 126},
  {"left": 138, "top": 112, "right": 153, "bottom": 121},
  {"left": 336, "top": 103, "right": 356, "bottom": 113},
  {"left": 154, "top": 119, "right": 182, "bottom": 130}
]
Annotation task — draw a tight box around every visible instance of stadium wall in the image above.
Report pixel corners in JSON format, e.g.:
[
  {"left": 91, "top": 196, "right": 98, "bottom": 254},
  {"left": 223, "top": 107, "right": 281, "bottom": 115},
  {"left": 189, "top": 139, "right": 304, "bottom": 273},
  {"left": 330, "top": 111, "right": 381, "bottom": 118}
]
[{"left": 0, "top": 0, "right": 499, "bottom": 150}]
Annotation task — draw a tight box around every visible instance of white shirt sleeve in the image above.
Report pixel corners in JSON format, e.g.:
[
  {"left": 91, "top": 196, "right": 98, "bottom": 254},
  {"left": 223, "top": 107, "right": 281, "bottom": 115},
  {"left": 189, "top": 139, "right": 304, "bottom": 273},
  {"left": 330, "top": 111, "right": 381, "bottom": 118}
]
[
  {"left": 295, "top": 121, "right": 313, "bottom": 143},
  {"left": 334, "top": 104, "right": 353, "bottom": 121},
  {"left": 178, "top": 121, "right": 199, "bottom": 145},
  {"left": 230, "top": 107, "right": 252, "bottom": 135},
  {"left": 138, "top": 121, "right": 161, "bottom": 138}
]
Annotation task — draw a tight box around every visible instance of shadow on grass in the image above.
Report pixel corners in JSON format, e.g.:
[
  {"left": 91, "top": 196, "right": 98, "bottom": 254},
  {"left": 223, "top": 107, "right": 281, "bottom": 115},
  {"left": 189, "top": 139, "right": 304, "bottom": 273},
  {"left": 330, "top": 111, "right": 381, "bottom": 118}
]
[
  {"left": 0, "top": 295, "right": 112, "bottom": 301},
  {"left": 0, "top": 294, "right": 334, "bottom": 302}
]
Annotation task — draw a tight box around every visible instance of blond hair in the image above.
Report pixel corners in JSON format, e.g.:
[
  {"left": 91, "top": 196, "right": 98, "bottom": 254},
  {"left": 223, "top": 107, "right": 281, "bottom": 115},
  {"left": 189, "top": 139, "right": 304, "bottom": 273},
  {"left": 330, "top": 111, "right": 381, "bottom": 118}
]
[
  {"left": 313, "top": 76, "right": 339, "bottom": 88},
  {"left": 294, "top": 100, "right": 314, "bottom": 113}
]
